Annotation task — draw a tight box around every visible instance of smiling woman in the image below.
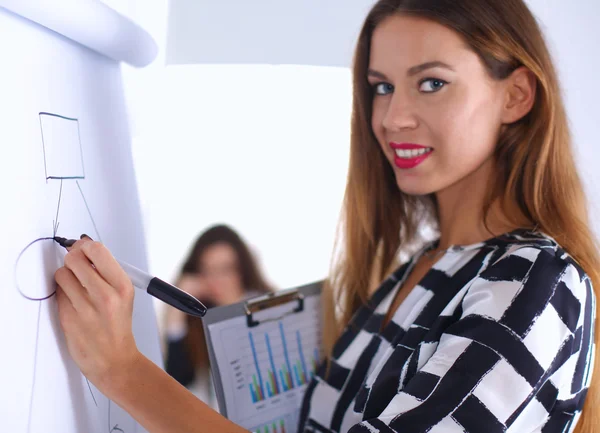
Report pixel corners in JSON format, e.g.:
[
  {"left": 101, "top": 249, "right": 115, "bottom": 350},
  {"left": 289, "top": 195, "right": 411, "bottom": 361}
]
[
  {"left": 367, "top": 15, "right": 527, "bottom": 198},
  {"left": 307, "top": 1, "right": 600, "bottom": 432}
]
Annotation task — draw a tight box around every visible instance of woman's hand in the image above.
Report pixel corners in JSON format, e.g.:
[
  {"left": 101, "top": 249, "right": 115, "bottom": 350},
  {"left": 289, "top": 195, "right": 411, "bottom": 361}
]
[
  {"left": 176, "top": 273, "right": 207, "bottom": 299},
  {"left": 54, "top": 237, "right": 142, "bottom": 396},
  {"left": 54, "top": 238, "right": 255, "bottom": 433}
]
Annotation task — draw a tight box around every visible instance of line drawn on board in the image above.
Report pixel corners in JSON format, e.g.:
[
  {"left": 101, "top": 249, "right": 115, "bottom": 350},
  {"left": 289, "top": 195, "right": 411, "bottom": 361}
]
[
  {"left": 17, "top": 112, "right": 132, "bottom": 433},
  {"left": 25, "top": 302, "right": 42, "bottom": 432},
  {"left": 53, "top": 179, "right": 63, "bottom": 237},
  {"left": 76, "top": 180, "right": 101, "bottom": 242}
]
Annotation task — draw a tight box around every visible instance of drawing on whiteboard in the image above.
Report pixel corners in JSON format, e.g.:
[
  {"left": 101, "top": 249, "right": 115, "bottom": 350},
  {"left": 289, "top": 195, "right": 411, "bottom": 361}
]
[
  {"left": 17, "top": 112, "right": 134, "bottom": 433},
  {"left": 15, "top": 176, "right": 67, "bottom": 301},
  {"left": 26, "top": 302, "right": 42, "bottom": 432},
  {"left": 15, "top": 237, "right": 57, "bottom": 300},
  {"left": 39, "top": 112, "right": 85, "bottom": 180}
]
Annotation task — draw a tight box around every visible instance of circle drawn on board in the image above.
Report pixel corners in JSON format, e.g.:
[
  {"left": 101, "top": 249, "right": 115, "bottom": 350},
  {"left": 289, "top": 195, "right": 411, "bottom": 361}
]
[
  {"left": 15, "top": 237, "right": 62, "bottom": 300},
  {"left": 16, "top": 176, "right": 102, "bottom": 302}
]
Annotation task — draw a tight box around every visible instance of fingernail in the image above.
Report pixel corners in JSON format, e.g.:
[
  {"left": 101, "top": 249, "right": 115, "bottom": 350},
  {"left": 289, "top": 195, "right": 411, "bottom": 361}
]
[{"left": 80, "top": 234, "right": 93, "bottom": 240}]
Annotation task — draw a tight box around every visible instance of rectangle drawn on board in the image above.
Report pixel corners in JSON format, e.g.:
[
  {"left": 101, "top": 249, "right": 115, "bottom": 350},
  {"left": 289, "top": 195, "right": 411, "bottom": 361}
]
[{"left": 39, "top": 112, "right": 85, "bottom": 180}]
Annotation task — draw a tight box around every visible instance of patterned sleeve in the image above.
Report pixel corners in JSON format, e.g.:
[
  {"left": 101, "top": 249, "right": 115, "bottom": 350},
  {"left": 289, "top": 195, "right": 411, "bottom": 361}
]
[{"left": 348, "top": 247, "right": 595, "bottom": 433}]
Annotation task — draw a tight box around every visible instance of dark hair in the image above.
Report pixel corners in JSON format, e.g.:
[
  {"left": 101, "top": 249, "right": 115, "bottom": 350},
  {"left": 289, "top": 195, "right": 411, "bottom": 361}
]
[
  {"left": 178, "top": 224, "right": 273, "bottom": 373},
  {"left": 179, "top": 224, "right": 273, "bottom": 297}
]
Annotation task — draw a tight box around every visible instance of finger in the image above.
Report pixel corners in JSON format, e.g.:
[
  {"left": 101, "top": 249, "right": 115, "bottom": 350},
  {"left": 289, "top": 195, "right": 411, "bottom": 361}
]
[
  {"left": 54, "top": 267, "right": 93, "bottom": 313},
  {"left": 56, "top": 284, "right": 77, "bottom": 324},
  {"left": 63, "top": 248, "right": 116, "bottom": 299},
  {"left": 79, "top": 241, "right": 131, "bottom": 295},
  {"left": 66, "top": 235, "right": 93, "bottom": 253},
  {"left": 56, "top": 286, "right": 72, "bottom": 334}
]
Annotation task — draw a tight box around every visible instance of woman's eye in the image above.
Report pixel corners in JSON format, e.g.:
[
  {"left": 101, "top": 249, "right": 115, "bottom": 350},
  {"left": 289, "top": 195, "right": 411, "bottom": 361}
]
[
  {"left": 419, "top": 78, "right": 448, "bottom": 93},
  {"left": 373, "top": 82, "right": 394, "bottom": 95}
]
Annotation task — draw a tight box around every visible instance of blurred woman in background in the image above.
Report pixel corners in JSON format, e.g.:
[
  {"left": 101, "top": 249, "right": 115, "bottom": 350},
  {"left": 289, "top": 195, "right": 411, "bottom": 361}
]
[{"left": 163, "top": 224, "right": 273, "bottom": 407}]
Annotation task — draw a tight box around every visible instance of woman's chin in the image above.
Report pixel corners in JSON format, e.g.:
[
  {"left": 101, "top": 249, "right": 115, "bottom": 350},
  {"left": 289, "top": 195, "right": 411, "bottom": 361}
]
[{"left": 395, "top": 179, "right": 436, "bottom": 197}]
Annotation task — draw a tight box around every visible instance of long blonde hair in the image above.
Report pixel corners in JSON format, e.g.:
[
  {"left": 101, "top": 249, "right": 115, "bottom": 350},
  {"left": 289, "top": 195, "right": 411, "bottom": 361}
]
[{"left": 323, "top": 1, "right": 600, "bottom": 431}]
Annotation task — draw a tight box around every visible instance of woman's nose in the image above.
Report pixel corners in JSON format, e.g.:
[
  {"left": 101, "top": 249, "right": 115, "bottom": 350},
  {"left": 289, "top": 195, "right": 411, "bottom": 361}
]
[{"left": 382, "top": 93, "right": 418, "bottom": 131}]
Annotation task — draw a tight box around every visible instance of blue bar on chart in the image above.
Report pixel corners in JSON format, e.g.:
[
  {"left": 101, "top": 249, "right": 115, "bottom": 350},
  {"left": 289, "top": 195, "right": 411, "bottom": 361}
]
[
  {"left": 265, "top": 333, "right": 281, "bottom": 397},
  {"left": 249, "top": 332, "right": 266, "bottom": 402},
  {"left": 279, "top": 322, "right": 294, "bottom": 391},
  {"left": 296, "top": 330, "right": 309, "bottom": 385}
]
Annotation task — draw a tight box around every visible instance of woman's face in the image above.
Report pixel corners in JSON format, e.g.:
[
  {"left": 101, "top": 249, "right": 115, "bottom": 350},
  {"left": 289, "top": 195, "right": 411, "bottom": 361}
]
[
  {"left": 197, "top": 242, "right": 243, "bottom": 304},
  {"left": 368, "top": 15, "right": 509, "bottom": 197}
]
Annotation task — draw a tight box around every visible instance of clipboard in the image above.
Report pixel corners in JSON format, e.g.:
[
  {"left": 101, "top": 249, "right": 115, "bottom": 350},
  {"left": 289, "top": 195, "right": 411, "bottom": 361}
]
[{"left": 202, "top": 281, "right": 323, "bottom": 433}]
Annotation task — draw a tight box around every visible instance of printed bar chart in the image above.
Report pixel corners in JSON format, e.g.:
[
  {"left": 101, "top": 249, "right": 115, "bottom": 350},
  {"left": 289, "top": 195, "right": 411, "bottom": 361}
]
[
  {"left": 209, "top": 290, "right": 322, "bottom": 432},
  {"left": 248, "top": 322, "right": 320, "bottom": 403}
]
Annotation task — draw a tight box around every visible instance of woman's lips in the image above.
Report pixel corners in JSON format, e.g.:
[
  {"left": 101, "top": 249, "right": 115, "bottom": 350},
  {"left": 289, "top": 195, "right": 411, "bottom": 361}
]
[{"left": 390, "top": 142, "right": 433, "bottom": 169}]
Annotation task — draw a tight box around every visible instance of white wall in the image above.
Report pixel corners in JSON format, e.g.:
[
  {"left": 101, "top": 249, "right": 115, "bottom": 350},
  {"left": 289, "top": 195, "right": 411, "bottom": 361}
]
[
  {"left": 131, "top": 64, "right": 352, "bottom": 288},
  {"left": 525, "top": 0, "right": 600, "bottom": 236}
]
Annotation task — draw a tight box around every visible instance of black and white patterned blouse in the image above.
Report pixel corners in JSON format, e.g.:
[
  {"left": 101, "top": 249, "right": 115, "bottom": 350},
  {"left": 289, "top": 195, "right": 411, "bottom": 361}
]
[{"left": 298, "top": 229, "right": 595, "bottom": 433}]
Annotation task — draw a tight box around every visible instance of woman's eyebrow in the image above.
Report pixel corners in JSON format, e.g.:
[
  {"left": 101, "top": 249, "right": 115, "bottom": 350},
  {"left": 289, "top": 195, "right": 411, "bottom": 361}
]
[
  {"left": 368, "top": 61, "right": 455, "bottom": 79},
  {"left": 407, "top": 61, "right": 455, "bottom": 76}
]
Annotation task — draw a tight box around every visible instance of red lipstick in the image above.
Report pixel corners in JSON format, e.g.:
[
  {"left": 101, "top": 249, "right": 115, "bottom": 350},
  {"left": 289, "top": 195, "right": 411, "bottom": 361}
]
[{"left": 390, "top": 142, "right": 433, "bottom": 169}]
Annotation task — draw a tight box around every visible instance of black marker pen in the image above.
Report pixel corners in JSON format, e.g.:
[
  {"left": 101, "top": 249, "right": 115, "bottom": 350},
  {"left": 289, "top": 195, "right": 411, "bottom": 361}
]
[{"left": 53, "top": 236, "right": 207, "bottom": 318}]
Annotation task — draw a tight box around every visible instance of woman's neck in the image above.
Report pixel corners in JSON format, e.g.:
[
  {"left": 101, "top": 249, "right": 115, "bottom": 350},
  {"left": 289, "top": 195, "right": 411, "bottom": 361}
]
[
  {"left": 433, "top": 161, "right": 528, "bottom": 249},
  {"left": 436, "top": 198, "right": 520, "bottom": 249}
]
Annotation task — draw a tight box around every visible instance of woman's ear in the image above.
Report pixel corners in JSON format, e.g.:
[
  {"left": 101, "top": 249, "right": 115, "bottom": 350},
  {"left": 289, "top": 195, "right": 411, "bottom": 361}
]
[{"left": 501, "top": 66, "right": 537, "bottom": 125}]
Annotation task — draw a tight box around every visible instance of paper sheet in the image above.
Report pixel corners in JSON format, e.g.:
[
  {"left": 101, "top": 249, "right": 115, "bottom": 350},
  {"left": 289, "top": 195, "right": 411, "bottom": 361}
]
[
  {"left": 207, "top": 296, "right": 322, "bottom": 433},
  {"left": 0, "top": 6, "right": 161, "bottom": 432}
]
